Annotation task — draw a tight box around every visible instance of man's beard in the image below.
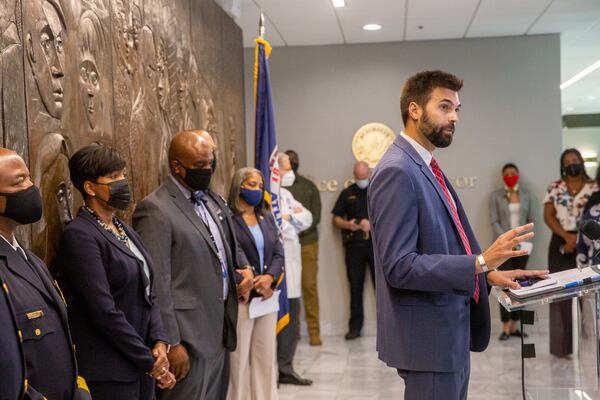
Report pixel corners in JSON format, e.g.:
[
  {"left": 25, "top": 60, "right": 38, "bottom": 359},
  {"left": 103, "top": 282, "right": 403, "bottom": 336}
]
[{"left": 419, "top": 111, "right": 454, "bottom": 148}]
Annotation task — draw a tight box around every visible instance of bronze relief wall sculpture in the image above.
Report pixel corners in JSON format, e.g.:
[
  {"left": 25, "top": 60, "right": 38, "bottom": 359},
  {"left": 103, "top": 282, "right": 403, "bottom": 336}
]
[{"left": 0, "top": 0, "right": 246, "bottom": 266}]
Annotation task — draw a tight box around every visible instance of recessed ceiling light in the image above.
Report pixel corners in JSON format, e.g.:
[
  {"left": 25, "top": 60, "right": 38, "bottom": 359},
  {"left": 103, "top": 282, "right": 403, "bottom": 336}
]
[
  {"left": 588, "top": 95, "right": 597, "bottom": 100},
  {"left": 561, "top": 59, "right": 600, "bottom": 90},
  {"left": 332, "top": 0, "right": 346, "bottom": 7},
  {"left": 363, "top": 24, "right": 382, "bottom": 31}
]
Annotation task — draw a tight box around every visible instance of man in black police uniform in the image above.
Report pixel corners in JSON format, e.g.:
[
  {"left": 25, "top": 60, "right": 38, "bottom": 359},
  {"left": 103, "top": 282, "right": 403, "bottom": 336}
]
[
  {"left": 332, "top": 161, "right": 375, "bottom": 340},
  {"left": 0, "top": 147, "right": 90, "bottom": 400}
]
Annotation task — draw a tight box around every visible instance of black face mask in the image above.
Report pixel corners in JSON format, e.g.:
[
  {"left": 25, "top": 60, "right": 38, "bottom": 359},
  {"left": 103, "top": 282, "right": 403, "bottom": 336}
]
[
  {"left": 563, "top": 163, "right": 584, "bottom": 178},
  {"left": 0, "top": 185, "right": 43, "bottom": 225},
  {"left": 95, "top": 179, "right": 131, "bottom": 210},
  {"left": 178, "top": 162, "right": 213, "bottom": 191}
]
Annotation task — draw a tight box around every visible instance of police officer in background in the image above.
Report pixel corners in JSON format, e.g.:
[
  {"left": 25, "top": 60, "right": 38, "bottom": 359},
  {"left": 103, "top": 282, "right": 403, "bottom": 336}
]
[
  {"left": 0, "top": 148, "right": 90, "bottom": 400},
  {"left": 332, "top": 161, "right": 374, "bottom": 340}
]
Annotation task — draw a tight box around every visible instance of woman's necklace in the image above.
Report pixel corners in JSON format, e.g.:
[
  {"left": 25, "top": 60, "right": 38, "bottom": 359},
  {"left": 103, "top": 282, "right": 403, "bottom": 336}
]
[
  {"left": 566, "top": 179, "right": 584, "bottom": 196},
  {"left": 83, "top": 205, "right": 129, "bottom": 245}
]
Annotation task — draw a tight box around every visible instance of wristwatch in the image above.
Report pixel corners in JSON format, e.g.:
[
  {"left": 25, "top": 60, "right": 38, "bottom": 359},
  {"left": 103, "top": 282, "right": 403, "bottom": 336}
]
[{"left": 477, "top": 254, "right": 490, "bottom": 273}]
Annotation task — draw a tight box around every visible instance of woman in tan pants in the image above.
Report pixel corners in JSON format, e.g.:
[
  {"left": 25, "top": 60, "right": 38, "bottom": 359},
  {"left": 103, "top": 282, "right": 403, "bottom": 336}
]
[{"left": 227, "top": 168, "right": 284, "bottom": 400}]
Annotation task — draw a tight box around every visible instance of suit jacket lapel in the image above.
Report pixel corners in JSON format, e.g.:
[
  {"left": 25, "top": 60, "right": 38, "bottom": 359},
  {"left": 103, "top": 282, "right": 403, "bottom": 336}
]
[
  {"left": 258, "top": 215, "right": 274, "bottom": 270},
  {"left": 204, "top": 192, "right": 234, "bottom": 267},
  {"left": 396, "top": 135, "right": 466, "bottom": 240},
  {"left": 126, "top": 227, "right": 154, "bottom": 281},
  {"left": 233, "top": 214, "right": 260, "bottom": 267},
  {"left": 164, "top": 178, "right": 220, "bottom": 259},
  {"left": 0, "top": 239, "right": 55, "bottom": 305},
  {"left": 446, "top": 182, "right": 480, "bottom": 253},
  {"left": 24, "top": 250, "right": 70, "bottom": 321},
  {"left": 78, "top": 210, "right": 138, "bottom": 260},
  {"left": 122, "top": 227, "right": 154, "bottom": 305},
  {"left": 419, "top": 164, "right": 460, "bottom": 228}
]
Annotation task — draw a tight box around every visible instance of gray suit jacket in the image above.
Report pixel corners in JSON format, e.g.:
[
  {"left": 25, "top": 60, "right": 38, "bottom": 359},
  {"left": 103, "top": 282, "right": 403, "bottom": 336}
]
[
  {"left": 133, "top": 177, "right": 247, "bottom": 358},
  {"left": 489, "top": 186, "right": 535, "bottom": 239}
]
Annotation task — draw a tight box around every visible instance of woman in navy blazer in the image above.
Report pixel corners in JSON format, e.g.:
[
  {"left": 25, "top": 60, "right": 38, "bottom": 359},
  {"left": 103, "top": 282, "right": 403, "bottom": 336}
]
[
  {"left": 226, "top": 167, "right": 283, "bottom": 400},
  {"left": 55, "top": 144, "right": 175, "bottom": 399}
]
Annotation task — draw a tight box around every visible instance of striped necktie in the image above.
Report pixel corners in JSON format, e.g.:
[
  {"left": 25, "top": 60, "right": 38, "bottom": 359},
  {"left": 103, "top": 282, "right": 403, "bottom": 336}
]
[{"left": 430, "top": 158, "right": 480, "bottom": 303}]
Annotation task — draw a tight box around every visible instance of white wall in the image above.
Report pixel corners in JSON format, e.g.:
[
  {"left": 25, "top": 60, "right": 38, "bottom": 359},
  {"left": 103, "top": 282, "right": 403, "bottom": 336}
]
[{"left": 243, "top": 34, "right": 562, "bottom": 335}]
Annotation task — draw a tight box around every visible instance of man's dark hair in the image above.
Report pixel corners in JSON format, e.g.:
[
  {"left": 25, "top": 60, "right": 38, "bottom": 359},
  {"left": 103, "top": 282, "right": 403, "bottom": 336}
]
[
  {"left": 69, "top": 143, "right": 126, "bottom": 196},
  {"left": 400, "top": 70, "right": 464, "bottom": 125},
  {"left": 285, "top": 149, "right": 299, "bottom": 172},
  {"left": 502, "top": 163, "right": 519, "bottom": 173}
]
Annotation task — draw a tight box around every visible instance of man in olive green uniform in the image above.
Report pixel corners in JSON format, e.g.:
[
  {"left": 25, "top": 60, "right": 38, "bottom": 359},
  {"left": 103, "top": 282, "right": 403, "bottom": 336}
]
[{"left": 285, "top": 150, "right": 322, "bottom": 345}]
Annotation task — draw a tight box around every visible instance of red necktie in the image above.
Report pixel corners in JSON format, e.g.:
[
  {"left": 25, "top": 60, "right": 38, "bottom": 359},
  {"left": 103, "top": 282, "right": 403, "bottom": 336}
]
[{"left": 430, "top": 158, "right": 480, "bottom": 303}]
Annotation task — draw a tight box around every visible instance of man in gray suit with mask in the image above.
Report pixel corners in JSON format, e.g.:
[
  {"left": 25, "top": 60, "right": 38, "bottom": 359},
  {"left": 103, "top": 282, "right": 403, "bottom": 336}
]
[{"left": 133, "top": 130, "right": 254, "bottom": 400}]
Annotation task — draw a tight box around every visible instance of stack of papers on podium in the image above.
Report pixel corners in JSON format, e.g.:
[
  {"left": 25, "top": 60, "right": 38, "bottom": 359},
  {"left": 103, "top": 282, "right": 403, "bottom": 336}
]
[{"left": 508, "top": 267, "right": 600, "bottom": 298}]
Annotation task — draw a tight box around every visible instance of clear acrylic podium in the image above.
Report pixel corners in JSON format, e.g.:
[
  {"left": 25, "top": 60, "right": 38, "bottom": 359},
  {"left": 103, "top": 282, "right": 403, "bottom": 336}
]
[{"left": 492, "top": 274, "right": 600, "bottom": 400}]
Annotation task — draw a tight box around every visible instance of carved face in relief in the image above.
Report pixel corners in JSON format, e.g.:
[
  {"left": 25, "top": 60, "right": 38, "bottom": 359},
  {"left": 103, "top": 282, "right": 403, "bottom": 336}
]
[
  {"left": 228, "top": 116, "right": 237, "bottom": 169},
  {"left": 176, "top": 48, "right": 189, "bottom": 116},
  {"left": 78, "top": 11, "right": 104, "bottom": 131},
  {"left": 130, "top": 4, "right": 142, "bottom": 51},
  {"left": 155, "top": 38, "right": 169, "bottom": 111},
  {"left": 201, "top": 97, "right": 218, "bottom": 134},
  {"left": 24, "top": 0, "right": 66, "bottom": 119},
  {"left": 113, "top": 0, "right": 138, "bottom": 74},
  {"left": 138, "top": 25, "right": 159, "bottom": 115}
]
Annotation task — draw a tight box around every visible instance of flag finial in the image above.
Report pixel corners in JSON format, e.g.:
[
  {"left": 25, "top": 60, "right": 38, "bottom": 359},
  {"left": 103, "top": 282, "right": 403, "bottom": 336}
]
[{"left": 259, "top": 11, "right": 265, "bottom": 38}]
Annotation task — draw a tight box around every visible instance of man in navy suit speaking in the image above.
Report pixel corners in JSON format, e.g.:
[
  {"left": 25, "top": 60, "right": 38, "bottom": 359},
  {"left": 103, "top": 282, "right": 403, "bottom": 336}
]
[{"left": 368, "top": 70, "right": 547, "bottom": 400}]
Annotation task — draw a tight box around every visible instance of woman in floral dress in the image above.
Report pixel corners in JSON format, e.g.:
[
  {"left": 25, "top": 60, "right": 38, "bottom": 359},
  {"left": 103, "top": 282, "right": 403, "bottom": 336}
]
[{"left": 544, "top": 148, "right": 597, "bottom": 358}]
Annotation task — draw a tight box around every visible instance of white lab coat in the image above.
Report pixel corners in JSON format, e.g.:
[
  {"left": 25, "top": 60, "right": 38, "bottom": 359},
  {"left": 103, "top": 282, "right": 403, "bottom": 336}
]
[{"left": 279, "top": 188, "right": 312, "bottom": 299}]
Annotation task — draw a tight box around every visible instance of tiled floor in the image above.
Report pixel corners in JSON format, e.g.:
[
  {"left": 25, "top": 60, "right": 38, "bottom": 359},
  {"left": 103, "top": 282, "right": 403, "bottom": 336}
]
[{"left": 278, "top": 305, "right": 600, "bottom": 399}]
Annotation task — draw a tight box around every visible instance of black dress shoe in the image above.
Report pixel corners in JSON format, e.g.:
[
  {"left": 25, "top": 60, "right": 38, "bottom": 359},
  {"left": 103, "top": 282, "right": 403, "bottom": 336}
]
[
  {"left": 345, "top": 331, "right": 361, "bottom": 340},
  {"left": 511, "top": 329, "right": 528, "bottom": 338},
  {"left": 498, "top": 332, "right": 510, "bottom": 341},
  {"left": 278, "top": 372, "right": 313, "bottom": 386}
]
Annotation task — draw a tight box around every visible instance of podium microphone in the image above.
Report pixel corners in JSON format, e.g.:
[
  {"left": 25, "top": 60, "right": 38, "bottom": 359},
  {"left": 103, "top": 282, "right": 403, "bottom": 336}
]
[
  {"left": 579, "top": 220, "right": 600, "bottom": 271},
  {"left": 580, "top": 219, "right": 600, "bottom": 241}
]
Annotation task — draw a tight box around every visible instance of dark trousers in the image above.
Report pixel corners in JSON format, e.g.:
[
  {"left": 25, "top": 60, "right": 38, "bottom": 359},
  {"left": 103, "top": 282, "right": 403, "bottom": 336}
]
[
  {"left": 277, "top": 298, "right": 300, "bottom": 375},
  {"left": 498, "top": 255, "right": 530, "bottom": 322},
  {"left": 345, "top": 241, "right": 375, "bottom": 333},
  {"left": 88, "top": 375, "right": 154, "bottom": 400},
  {"left": 220, "top": 351, "right": 229, "bottom": 400},
  {"left": 397, "top": 358, "right": 470, "bottom": 400},
  {"left": 157, "top": 351, "right": 225, "bottom": 400},
  {"left": 548, "top": 233, "right": 575, "bottom": 357}
]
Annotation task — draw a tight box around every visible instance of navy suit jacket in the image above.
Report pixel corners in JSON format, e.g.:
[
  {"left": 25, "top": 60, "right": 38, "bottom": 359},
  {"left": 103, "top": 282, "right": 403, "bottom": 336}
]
[
  {"left": 368, "top": 135, "right": 490, "bottom": 373},
  {"left": 56, "top": 209, "right": 168, "bottom": 382},
  {"left": 0, "top": 238, "right": 88, "bottom": 400},
  {"left": 232, "top": 212, "right": 284, "bottom": 296}
]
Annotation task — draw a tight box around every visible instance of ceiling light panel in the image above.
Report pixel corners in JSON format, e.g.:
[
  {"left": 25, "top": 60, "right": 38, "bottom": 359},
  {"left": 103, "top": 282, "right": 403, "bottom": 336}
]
[{"left": 337, "top": 0, "right": 405, "bottom": 44}]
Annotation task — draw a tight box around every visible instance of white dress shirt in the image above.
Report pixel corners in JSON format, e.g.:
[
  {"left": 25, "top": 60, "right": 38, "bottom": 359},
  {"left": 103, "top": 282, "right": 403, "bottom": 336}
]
[{"left": 279, "top": 188, "right": 312, "bottom": 299}]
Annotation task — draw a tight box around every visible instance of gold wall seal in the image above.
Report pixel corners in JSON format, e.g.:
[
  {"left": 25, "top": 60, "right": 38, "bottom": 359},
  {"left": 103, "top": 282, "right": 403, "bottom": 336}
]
[{"left": 352, "top": 123, "right": 396, "bottom": 168}]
